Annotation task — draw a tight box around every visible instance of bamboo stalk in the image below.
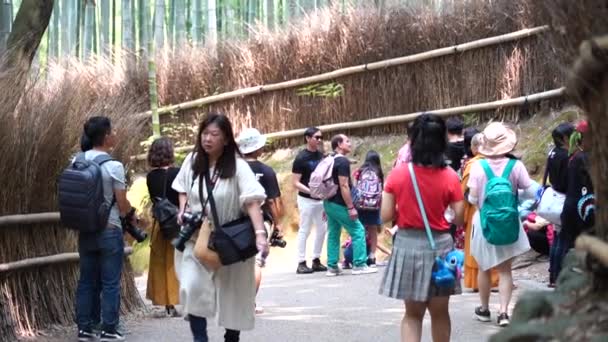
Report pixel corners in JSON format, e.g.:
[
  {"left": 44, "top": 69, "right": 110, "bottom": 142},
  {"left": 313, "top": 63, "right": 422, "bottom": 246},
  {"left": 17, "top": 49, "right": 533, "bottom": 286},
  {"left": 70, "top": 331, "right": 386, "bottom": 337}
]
[
  {"left": 0, "top": 212, "right": 60, "bottom": 227},
  {"left": 133, "top": 87, "right": 565, "bottom": 160},
  {"left": 576, "top": 234, "right": 608, "bottom": 268},
  {"left": 136, "top": 25, "right": 550, "bottom": 119},
  {"left": 82, "top": 0, "right": 96, "bottom": 60},
  {"left": 0, "top": 247, "right": 134, "bottom": 273}
]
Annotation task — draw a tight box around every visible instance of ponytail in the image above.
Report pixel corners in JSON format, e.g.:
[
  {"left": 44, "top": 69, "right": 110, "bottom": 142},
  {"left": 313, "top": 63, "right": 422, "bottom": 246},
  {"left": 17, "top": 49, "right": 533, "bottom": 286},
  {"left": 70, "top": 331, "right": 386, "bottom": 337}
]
[{"left": 80, "top": 116, "right": 112, "bottom": 152}]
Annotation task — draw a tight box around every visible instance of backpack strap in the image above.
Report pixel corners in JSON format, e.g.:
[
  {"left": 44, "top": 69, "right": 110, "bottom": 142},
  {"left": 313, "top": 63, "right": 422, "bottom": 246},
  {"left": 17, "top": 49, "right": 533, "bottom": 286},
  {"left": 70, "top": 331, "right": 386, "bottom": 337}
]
[
  {"left": 92, "top": 153, "right": 115, "bottom": 166},
  {"left": 501, "top": 159, "right": 517, "bottom": 179},
  {"left": 408, "top": 163, "right": 436, "bottom": 250},
  {"left": 480, "top": 159, "right": 496, "bottom": 180},
  {"left": 91, "top": 153, "right": 117, "bottom": 208}
]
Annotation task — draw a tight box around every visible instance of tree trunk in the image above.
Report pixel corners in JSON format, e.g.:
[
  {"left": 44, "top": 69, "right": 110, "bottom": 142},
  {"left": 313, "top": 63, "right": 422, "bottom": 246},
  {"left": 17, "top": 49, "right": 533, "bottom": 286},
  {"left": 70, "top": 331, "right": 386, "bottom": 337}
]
[
  {"left": 99, "top": 0, "right": 110, "bottom": 57},
  {"left": 47, "top": 0, "right": 59, "bottom": 60},
  {"left": 175, "top": 0, "right": 186, "bottom": 45},
  {"left": 0, "top": 0, "right": 13, "bottom": 55},
  {"left": 122, "top": 0, "right": 134, "bottom": 60},
  {"left": 82, "top": 0, "right": 95, "bottom": 60},
  {"left": 206, "top": 0, "right": 216, "bottom": 46},
  {"left": 191, "top": 0, "right": 203, "bottom": 44},
  {"left": 1, "top": 0, "right": 54, "bottom": 72},
  {"left": 67, "top": 0, "right": 76, "bottom": 56},
  {"left": 0, "top": 0, "right": 54, "bottom": 119},
  {"left": 153, "top": 0, "right": 165, "bottom": 50},
  {"left": 168, "top": 0, "right": 175, "bottom": 47},
  {"left": 149, "top": 0, "right": 160, "bottom": 137},
  {"left": 59, "top": 0, "right": 69, "bottom": 56},
  {"left": 138, "top": 0, "right": 149, "bottom": 58}
]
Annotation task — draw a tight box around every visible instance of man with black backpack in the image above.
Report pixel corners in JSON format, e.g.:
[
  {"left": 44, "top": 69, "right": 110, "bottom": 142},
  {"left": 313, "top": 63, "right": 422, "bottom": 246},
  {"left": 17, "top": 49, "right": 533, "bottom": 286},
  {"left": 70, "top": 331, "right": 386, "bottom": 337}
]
[{"left": 58, "top": 116, "right": 137, "bottom": 342}]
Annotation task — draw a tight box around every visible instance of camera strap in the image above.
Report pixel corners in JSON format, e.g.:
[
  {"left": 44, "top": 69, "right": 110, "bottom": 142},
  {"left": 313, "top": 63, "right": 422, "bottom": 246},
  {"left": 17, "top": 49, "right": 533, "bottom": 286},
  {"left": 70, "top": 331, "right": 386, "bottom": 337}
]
[{"left": 203, "top": 169, "right": 221, "bottom": 230}]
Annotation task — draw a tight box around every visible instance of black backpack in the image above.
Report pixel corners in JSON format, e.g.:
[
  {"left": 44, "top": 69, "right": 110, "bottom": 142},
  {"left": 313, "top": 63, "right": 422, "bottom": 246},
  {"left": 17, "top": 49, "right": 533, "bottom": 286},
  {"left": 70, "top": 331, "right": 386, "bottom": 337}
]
[{"left": 58, "top": 153, "right": 115, "bottom": 233}]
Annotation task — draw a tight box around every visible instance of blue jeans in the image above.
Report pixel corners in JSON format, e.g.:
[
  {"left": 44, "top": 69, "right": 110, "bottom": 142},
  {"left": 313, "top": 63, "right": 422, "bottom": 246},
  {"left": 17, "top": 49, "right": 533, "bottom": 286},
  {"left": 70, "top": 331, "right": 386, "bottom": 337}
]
[
  {"left": 76, "top": 227, "right": 124, "bottom": 332},
  {"left": 549, "top": 231, "right": 574, "bottom": 284}
]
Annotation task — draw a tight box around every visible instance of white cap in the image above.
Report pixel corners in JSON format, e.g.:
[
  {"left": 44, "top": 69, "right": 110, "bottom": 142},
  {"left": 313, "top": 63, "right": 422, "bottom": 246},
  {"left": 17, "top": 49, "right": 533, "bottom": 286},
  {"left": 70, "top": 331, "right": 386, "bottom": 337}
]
[{"left": 237, "top": 128, "right": 267, "bottom": 154}]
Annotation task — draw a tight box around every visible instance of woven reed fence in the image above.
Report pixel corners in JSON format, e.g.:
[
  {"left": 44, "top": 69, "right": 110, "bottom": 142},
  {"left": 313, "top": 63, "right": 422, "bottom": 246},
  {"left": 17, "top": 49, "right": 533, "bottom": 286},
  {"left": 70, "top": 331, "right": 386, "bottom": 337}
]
[{"left": 128, "top": 0, "right": 565, "bottom": 150}]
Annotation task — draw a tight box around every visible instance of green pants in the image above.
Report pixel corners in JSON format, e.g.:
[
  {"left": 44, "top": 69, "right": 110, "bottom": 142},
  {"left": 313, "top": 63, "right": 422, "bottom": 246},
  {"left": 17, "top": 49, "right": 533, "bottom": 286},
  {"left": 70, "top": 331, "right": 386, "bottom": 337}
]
[{"left": 323, "top": 201, "right": 367, "bottom": 268}]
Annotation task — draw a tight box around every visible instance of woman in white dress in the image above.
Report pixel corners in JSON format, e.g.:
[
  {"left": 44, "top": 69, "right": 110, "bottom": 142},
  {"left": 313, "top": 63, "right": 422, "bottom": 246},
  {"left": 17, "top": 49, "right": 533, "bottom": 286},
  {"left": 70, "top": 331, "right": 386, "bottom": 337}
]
[
  {"left": 172, "top": 113, "right": 268, "bottom": 342},
  {"left": 467, "top": 122, "right": 531, "bottom": 327}
]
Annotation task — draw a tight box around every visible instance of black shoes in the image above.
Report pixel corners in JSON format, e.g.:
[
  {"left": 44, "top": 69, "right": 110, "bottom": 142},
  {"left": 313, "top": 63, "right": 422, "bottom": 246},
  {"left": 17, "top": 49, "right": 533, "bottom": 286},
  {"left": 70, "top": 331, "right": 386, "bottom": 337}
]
[
  {"left": 297, "top": 260, "right": 327, "bottom": 273},
  {"left": 78, "top": 330, "right": 96, "bottom": 342},
  {"left": 497, "top": 312, "right": 510, "bottom": 327},
  {"left": 296, "top": 262, "right": 314, "bottom": 274},
  {"left": 475, "top": 306, "right": 491, "bottom": 322},
  {"left": 312, "top": 258, "right": 328, "bottom": 272},
  {"left": 100, "top": 330, "right": 126, "bottom": 341}
]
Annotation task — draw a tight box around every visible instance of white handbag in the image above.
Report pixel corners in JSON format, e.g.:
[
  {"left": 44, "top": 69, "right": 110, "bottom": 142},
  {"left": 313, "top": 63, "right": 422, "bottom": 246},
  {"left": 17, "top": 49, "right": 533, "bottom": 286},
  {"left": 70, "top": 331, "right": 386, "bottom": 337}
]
[{"left": 536, "top": 187, "right": 565, "bottom": 226}]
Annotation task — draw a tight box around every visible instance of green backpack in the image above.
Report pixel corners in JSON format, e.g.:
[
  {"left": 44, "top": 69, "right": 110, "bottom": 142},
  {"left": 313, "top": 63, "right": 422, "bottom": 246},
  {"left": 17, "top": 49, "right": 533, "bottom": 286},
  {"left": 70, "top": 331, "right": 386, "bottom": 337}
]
[{"left": 479, "top": 159, "right": 520, "bottom": 245}]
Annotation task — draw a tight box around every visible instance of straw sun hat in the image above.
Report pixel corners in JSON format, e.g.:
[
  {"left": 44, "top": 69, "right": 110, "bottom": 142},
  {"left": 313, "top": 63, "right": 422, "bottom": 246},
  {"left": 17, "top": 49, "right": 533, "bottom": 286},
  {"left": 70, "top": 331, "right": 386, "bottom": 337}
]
[
  {"left": 237, "top": 128, "right": 267, "bottom": 154},
  {"left": 478, "top": 122, "right": 517, "bottom": 157}
]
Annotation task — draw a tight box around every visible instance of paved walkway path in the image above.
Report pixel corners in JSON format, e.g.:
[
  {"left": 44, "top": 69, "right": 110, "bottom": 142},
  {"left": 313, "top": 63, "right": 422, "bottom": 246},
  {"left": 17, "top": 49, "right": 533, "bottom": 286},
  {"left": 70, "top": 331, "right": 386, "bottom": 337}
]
[{"left": 39, "top": 259, "right": 549, "bottom": 342}]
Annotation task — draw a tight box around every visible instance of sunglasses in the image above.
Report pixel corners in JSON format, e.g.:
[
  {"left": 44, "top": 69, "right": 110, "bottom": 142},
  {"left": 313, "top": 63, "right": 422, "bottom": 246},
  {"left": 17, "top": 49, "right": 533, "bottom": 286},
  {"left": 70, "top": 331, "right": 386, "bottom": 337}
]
[{"left": 313, "top": 136, "right": 323, "bottom": 141}]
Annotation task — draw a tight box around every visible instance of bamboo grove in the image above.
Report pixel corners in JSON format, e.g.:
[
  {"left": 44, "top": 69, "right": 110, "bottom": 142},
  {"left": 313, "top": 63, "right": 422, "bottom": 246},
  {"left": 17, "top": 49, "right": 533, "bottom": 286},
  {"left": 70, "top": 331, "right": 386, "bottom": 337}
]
[{"left": 0, "top": 0, "right": 451, "bottom": 64}]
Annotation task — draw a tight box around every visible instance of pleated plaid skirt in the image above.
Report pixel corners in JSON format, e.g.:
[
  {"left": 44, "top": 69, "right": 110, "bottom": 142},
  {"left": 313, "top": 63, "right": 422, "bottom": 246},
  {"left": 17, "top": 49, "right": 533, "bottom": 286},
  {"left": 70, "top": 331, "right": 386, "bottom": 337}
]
[{"left": 379, "top": 229, "right": 461, "bottom": 302}]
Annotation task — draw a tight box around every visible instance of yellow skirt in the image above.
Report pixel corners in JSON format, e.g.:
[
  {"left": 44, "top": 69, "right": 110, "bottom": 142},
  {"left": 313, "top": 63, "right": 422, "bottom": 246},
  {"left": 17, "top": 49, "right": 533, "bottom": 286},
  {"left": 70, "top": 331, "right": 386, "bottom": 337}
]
[
  {"left": 146, "top": 225, "right": 180, "bottom": 306},
  {"left": 464, "top": 204, "right": 498, "bottom": 290}
]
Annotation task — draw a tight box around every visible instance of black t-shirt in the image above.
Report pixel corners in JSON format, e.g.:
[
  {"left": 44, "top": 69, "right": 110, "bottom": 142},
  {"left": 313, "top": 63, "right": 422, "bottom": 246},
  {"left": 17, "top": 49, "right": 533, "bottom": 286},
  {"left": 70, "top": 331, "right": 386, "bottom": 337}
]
[
  {"left": 147, "top": 167, "right": 180, "bottom": 207},
  {"left": 446, "top": 140, "right": 465, "bottom": 172},
  {"left": 247, "top": 160, "right": 281, "bottom": 220},
  {"left": 545, "top": 146, "right": 569, "bottom": 193},
  {"left": 292, "top": 149, "right": 323, "bottom": 199},
  {"left": 328, "top": 155, "right": 352, "bottom": 207},
  {"left": 561, "top": 151, "right": 595, "bottom": 239}
]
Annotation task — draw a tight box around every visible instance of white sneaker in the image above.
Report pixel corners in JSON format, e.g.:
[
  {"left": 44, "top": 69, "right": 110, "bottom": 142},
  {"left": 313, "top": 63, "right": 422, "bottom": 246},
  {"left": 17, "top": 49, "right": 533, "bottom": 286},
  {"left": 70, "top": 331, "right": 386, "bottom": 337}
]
[
  {"left": 351, "top": 265, "right": 378, "bottom": 275},
  {"left": 326, "top": 267, "right": 343, "bottom": 277}
]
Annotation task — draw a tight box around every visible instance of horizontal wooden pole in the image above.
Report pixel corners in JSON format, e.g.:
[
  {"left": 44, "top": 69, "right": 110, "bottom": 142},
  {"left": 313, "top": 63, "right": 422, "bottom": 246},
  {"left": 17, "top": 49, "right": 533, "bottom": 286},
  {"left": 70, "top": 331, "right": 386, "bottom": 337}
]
[
  {"left": 576, "top": 234, "right": 608, "bottom": 268},
  {"left": 0, "top": 247, "right": 134, "bottom": 273},
  {"left": 0, "top": 212, "right": 60, "bottom": 227},
  {"left": 133, "top": 87, "right": 565, "bottom": 161},
  {"left": 135, "top": 25, "right": 549, "bottom": 119}
]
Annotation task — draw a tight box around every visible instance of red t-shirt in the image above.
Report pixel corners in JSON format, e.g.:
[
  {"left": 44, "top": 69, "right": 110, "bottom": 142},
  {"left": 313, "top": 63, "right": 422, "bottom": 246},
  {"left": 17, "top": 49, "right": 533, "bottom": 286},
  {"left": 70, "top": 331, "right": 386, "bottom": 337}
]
[{"left": 384, "top": 164, "right": 464, "bottom": 231}]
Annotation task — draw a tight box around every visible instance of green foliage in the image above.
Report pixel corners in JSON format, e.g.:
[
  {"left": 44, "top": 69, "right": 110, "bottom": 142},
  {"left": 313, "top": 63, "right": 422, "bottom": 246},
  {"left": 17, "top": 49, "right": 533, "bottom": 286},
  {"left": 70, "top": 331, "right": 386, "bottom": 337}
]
[{"left": 296, "top": 82, "right": 344, "bottom": 98}]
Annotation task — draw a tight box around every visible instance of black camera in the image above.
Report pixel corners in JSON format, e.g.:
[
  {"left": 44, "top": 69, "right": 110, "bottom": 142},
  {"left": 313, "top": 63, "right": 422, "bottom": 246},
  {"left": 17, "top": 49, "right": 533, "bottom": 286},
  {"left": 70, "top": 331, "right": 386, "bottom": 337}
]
[
  {"left": 171, "top": 212, "right": 204, "bottom": 252},
  {"left": 121, "top": 208, "right": 148, "bottom": 243},
  {"left": 269, "top": 229, "right": 286, "bottom": 248}
]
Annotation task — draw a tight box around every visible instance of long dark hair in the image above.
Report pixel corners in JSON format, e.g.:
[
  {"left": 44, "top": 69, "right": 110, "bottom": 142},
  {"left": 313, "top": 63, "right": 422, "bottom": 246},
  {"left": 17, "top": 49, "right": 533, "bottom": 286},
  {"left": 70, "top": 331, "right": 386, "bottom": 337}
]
[
  {"left": 410, "top": 113, "right": 448, "bottom": 168},
  {"left": 80, "top": 116, "right": 112, "bottom": 152},
  {"left": 192, "top": 113, "right": 241, "bottom": 179},
  {"left": 360, "top": 150, "right": 384, "bottom": 183},
  {"left": 552, "top": 122, "right": 575, "bottom": 149}
]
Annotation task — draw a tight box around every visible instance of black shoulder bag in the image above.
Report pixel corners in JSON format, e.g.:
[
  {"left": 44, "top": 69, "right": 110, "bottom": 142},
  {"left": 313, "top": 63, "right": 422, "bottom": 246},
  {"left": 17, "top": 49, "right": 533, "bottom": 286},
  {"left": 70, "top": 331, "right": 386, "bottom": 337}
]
[
  {"left": 204, "top": 170, "right": 258, "bottom": 265},
  {"left": 151, "top": 170, "right": 180, "bottom": 240}
]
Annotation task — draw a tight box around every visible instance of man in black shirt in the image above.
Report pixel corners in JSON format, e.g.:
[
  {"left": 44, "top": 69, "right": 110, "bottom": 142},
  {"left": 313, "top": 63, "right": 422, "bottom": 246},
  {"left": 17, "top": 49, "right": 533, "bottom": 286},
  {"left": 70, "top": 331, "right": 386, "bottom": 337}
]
[
  {"left": 238, "top": 128, "right": 285, "bottom": 313},
  {"left": 323, "top": 134, "right": 377, "bottom": 276},
  {"left": 292, "top": 127, "right": 328, "bottom": 274},
  {"left": 446, "top": 116, "right": 465, "bottom": 172}
]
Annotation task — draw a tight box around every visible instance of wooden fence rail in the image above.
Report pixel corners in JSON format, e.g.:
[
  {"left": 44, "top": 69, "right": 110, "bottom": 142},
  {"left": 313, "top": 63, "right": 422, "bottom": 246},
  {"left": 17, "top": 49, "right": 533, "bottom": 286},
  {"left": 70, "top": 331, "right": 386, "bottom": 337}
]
[
  {"left": 135, "top": 25, "right": 550, "bottom": 119},
  {"left": 133, "top": 87, "right": 565, "bottom": 160},
  {"left": 0, "top": 247, "right": 133, "bottom": 273}
]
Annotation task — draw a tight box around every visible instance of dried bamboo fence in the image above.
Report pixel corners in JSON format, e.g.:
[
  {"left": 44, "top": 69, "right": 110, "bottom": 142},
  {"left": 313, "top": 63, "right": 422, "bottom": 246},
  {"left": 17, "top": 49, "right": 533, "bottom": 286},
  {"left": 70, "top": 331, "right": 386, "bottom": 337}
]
[
  {"left": 134, "top": 87, "right": 565, "bottom": 160},
  {"left": 132, "top": 1, "right": 564, "bottom": 150}
]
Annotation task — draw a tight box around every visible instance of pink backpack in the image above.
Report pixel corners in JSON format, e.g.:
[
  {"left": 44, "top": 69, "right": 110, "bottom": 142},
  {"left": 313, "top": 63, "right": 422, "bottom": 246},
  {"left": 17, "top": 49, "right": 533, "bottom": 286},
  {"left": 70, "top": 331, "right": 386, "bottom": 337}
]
[{"left": 309, "top": 156, "right": 338, "bottom": 200}]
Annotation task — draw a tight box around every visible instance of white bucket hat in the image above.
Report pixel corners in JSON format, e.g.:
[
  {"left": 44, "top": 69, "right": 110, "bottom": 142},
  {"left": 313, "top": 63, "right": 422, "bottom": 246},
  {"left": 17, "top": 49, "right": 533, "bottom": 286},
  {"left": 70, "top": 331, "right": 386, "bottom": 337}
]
[{"left": 237, "top": 128, "right": 267, "bottom": 154}]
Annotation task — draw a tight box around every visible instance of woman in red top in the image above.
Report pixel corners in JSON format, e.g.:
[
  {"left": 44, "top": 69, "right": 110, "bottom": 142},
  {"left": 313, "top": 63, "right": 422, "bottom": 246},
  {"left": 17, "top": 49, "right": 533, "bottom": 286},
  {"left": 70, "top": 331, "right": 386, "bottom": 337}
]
[{"left": 379, "top": 113, "right": 465, "bottom": 342}]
